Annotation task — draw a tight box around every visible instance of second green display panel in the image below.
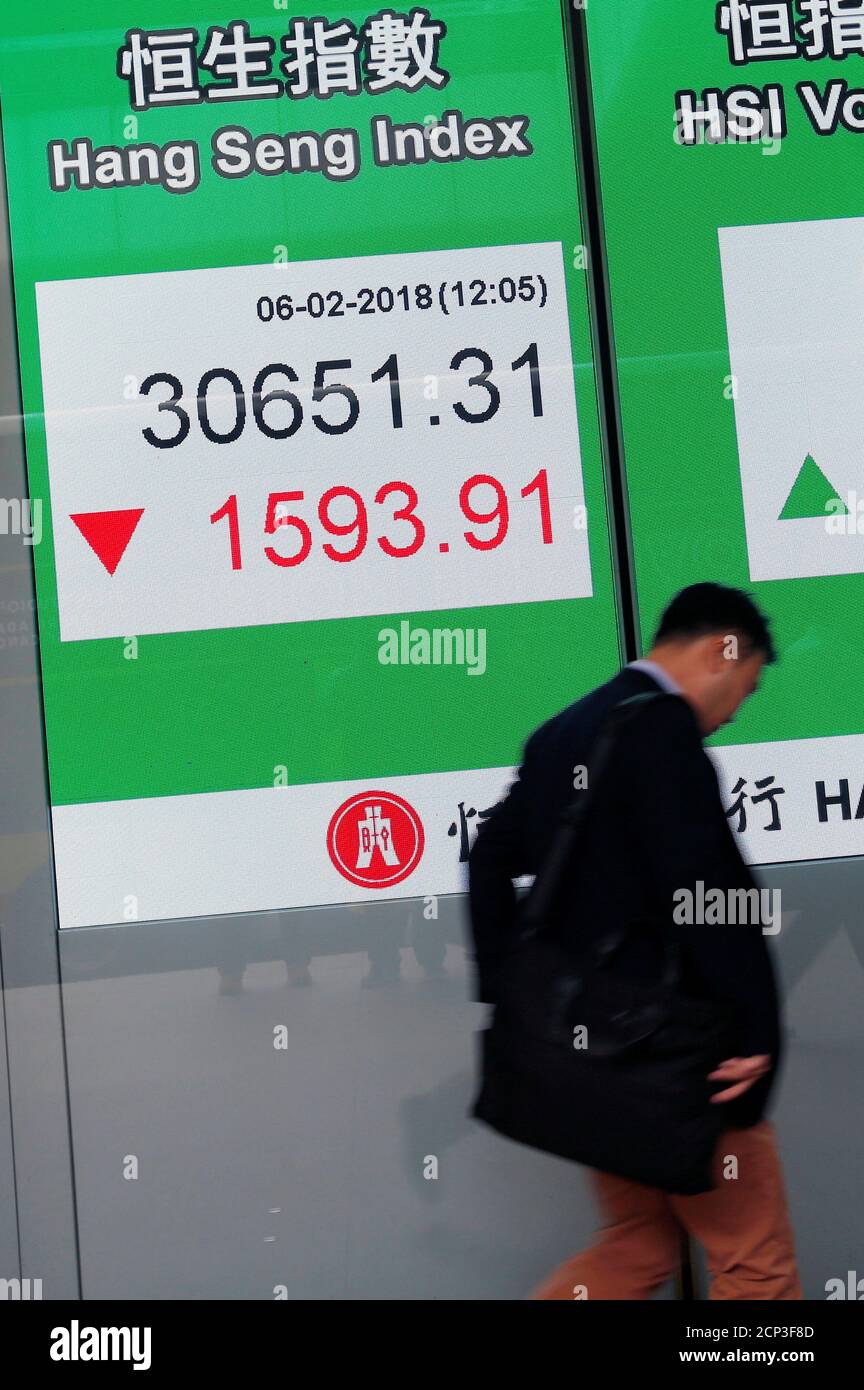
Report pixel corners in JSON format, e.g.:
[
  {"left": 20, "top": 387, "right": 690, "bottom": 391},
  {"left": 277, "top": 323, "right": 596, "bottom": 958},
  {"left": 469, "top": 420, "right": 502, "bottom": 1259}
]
[{"left": 587, "top": 0, "right": 864, "bottom": 867}]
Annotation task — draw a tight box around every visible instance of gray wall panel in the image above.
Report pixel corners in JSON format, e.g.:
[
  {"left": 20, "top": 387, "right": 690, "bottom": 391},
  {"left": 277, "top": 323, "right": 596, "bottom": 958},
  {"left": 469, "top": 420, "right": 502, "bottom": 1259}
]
[
  {"left": 0, "top": 964, "right": 19, "bottom": 1284},
  {"left": 58, "top": 900, "right": 611, "bottom": 1300},
  {"left": 0, "top": 132, "right": 79, "bottom": 1298}
]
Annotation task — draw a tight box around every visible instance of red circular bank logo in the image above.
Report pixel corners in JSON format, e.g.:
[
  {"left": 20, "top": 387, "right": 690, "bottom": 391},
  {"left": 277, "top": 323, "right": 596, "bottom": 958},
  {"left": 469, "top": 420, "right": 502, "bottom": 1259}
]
[{"left": 327, "top": 790, "right": 425, "bottom": 888}]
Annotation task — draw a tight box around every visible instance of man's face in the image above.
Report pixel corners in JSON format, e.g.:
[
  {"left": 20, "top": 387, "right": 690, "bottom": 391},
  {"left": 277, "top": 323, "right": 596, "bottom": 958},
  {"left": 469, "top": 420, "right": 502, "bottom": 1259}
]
[{"left": 702, "top": 646, "right": 765, "bottom": 735}]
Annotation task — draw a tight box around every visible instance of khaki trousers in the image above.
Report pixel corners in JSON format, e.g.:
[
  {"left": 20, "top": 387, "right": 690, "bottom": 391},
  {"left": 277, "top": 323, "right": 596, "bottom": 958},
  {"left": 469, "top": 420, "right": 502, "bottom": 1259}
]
[{"left": 530, "top": 1121, "right": 802, "bottom": 1300}]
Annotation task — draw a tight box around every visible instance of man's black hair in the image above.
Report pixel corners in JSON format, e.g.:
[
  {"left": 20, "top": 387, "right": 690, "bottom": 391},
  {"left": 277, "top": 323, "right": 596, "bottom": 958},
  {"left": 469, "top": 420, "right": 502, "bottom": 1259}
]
[{"left": 652, "top": 583, "right": 777, "bottom": 664}]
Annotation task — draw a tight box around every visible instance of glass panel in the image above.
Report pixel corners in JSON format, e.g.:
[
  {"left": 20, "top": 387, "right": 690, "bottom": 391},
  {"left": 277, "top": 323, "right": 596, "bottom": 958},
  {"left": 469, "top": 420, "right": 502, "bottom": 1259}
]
[{"left": 0, "top": 1, "right": 626, "bottom": 1299}]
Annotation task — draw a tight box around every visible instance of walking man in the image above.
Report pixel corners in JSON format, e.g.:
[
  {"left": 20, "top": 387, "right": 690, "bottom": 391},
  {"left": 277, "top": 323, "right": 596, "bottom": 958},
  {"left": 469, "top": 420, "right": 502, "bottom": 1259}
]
[{"left": 468, "top": 583, "right": 801, "bottom": 1299}]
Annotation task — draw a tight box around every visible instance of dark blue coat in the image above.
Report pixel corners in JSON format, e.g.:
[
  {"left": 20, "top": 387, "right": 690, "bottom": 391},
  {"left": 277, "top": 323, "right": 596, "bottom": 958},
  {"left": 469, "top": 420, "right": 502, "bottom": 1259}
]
[{"left": 468, "top": 665, "right": 783, "bottom": 1127}]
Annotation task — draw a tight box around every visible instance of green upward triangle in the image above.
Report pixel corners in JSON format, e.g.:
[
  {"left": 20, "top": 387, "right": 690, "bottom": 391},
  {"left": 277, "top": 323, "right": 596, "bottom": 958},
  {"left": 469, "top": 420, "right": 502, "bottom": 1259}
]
[{"left": 778, "top": 454, "right": 847, "bottom": 520}]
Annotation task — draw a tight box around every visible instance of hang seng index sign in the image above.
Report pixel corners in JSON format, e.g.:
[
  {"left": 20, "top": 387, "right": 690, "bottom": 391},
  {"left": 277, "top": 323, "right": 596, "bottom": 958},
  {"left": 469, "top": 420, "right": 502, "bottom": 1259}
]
[{"left": 0, "top": 2, "right": 621, "bottom": 927}]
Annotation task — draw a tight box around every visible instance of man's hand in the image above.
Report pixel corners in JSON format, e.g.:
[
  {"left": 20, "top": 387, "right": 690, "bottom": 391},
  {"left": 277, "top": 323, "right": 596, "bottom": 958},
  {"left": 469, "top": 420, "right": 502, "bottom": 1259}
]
[{"left": 707, "top": 1055, "right": 771, "bottom": 1103}]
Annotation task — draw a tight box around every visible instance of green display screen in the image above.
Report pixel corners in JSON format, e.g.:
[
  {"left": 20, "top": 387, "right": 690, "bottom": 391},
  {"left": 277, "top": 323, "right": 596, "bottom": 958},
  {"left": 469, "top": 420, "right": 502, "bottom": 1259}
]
[
  {"left": 587, "top": 0, "right": 864, "bottom": 867},
  {"left": 0, "top": 1, "right": 622, "bottom": 925}
]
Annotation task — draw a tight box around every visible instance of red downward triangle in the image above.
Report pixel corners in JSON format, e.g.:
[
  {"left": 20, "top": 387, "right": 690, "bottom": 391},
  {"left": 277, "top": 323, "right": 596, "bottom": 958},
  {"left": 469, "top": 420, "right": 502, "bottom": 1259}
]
[{"left": 70, "top": 508, "right": 144, "bottom": 575}]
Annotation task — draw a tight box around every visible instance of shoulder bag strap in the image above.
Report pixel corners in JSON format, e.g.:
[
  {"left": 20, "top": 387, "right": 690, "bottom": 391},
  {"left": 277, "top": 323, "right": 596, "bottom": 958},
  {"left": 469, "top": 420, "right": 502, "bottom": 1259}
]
[{"left": 520, "top": 690, "right": 677, "bottom": 938}]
